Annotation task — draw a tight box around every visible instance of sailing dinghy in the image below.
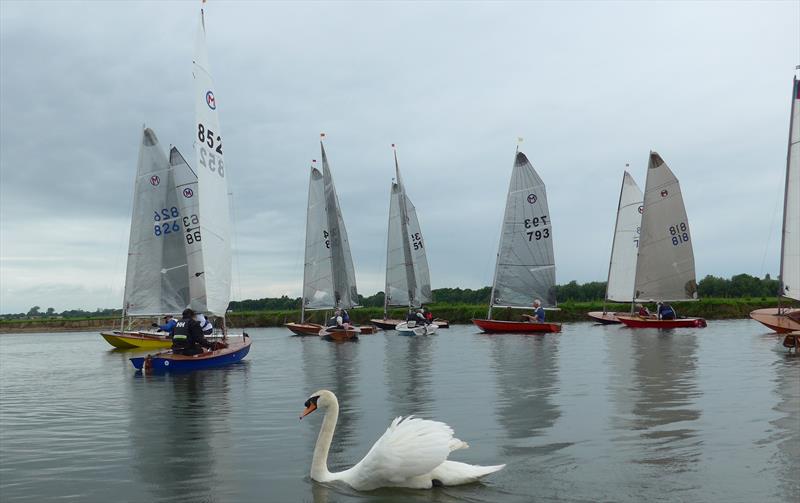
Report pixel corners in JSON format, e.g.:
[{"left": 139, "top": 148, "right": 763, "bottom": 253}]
[
  {"left": 750, "top": 74, "right": 800, "bottom": 335},
  {"left": 616, "top": 152, "right": 707, "bottom": 329},
  {"left": 472, "top": 149, "right": 562, "bottom": 334},
  {"left": 370, "top": 146, "right": 440, "bottom": 334},
  {"left": 588, "top": 171, "right": 643, "bottom": 324},
  {"left": 286, "top": 138, "right": 368, "bottom": 341},
  {"left": 130, "top": 7, "right": 251, "bottom": 370},
  {"left": 101, "top": 128, "right": 188, "bottom": 349}
]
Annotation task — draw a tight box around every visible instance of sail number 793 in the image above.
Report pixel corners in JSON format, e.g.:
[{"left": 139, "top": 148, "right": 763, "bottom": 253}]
[{"left": 524, "top": 215, "right": 550, "bottom": 241}]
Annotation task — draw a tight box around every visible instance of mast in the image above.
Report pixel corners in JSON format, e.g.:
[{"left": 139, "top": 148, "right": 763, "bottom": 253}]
[
  {"left": 383, "top": 159, "right": 392, "bottom": 319},
  {"left": 778, "top": 73, "right": 799, "bottom": 310},
  {"left": 603, "top": 165, "right": 629, "bottom": 315}
]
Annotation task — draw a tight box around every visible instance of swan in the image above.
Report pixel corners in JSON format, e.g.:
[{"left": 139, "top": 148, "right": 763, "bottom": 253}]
[{"left": 300, "top": 389, "right": 505, "bottom": 490}]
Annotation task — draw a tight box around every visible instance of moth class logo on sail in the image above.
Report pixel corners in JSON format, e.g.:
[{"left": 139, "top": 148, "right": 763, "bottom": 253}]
[
  {"left": 527, "top": 194, "right": 537, "bottom": 204},
  {"left": 150, "top": 175, "right": 160, "bottom": 187},
  {"left": 206, "top": 90, "right": 216, "bottom": 110},
  {"left": 183, "top": 188, "right": 194, "bottom": 198}
]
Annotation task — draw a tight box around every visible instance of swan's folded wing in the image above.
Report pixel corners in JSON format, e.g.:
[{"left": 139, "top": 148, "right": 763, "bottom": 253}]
[{"left": 349, "top": 416, "right": 453, "bottom": 485}]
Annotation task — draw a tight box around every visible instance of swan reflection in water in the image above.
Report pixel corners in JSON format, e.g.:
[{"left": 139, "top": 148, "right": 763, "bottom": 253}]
[{"left": 128, "top": 368, "right": 238, "bottom": 502}]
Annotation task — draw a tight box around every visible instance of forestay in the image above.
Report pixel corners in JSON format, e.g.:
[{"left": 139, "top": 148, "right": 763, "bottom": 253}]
[
  {"left": 490, "top": 151, "right": 556, "bottom": 309},
  {"left": 780, "top": 77, "right": 799, "bottom": 301},
  {"left": 633, "top": 152, "right": 698, "bottom": 302},
  {"left": 605, "top": 171, "right": 643, "bottom": 302},
  {"left": 384, "top": 154, "right": 432, "bottom": 307},
  {"left": 123, "top": 128, "right": 190, "bottom": 316},
  {"left": 191, "top": 10, "right": 231, "bottom": 316}
]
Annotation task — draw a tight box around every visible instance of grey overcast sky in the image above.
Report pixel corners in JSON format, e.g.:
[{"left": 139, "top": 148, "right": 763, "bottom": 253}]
[{"left": 1, "top": 0, "right": 798, "bottom": 314}]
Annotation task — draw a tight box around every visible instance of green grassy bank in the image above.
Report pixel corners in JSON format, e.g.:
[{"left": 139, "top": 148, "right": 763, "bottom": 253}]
[{"left": 1, "top": 297, "right": 795, "bottom": 333}]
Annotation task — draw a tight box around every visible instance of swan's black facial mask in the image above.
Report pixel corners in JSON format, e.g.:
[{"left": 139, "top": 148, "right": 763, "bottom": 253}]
[{"left": 300, "top": 395, "right": 320, "bottom": 419}]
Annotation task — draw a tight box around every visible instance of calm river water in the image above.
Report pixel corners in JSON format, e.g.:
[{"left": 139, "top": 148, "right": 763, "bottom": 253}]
[{"left": 0, "top": 321, "right": 798, "bottom": 502}]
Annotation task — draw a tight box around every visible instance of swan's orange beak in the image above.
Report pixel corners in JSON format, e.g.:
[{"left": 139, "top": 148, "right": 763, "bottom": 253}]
[{"left": 300, "top": 402, "right": 317, "bottom": 419}]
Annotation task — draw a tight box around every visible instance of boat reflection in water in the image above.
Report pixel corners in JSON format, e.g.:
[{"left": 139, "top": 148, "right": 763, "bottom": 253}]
[
  {"left": 383, "top": 333, "right": 436, "bottom": 419},
  {"left": 128, "top": 368, "right": 240, "bottom": 502},
  {"left": 624, "top": 332, "right": 701, "bottom": 471},
  {"left": 769, "top": 353, "right": 800, "bottom": 500},
  {"left": 490, "top": 335, "right": 561, "bottom": 451}
]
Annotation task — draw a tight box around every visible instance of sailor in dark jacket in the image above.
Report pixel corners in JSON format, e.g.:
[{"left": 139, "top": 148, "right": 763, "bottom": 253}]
[{"left": 171, "top": 308, "right": 212, "bottom": 356}]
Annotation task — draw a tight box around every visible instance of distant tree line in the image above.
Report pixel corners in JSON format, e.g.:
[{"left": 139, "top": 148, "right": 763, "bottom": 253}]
[{"left": 1, "top": 274, "right": 783, "bottom": 319}]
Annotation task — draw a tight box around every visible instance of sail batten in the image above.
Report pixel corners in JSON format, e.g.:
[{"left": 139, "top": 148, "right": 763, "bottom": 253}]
[
  {"left": 489, "top": 151, "right": 556, "bottom": 310},
  {"left": 633, "top": 152, "right": 698, "bottom": 302}
]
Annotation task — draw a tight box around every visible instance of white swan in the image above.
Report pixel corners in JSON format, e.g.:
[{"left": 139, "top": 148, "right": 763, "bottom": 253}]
[{"left": 300, "top": 389, "right": 505, "bottom": 490}]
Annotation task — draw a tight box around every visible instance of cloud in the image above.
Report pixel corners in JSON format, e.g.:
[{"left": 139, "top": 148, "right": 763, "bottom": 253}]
[{"left": 1, "top": 1, "right": 797, "bottom": 313}]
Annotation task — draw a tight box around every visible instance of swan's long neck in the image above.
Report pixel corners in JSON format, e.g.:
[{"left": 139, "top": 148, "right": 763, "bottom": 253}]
[{"left": 311, "top": 398, "right": 339, "bottom": 481}]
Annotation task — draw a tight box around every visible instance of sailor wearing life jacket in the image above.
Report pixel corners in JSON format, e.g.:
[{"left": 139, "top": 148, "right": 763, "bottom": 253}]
[
  {"left": 195, "top": 313, "right": 214, "bottom": 335},
  {"left": 172, "top": 308, "right": 212, "bottom": 356}
]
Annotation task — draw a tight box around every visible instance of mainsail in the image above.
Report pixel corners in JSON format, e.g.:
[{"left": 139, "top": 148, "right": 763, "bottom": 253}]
[
  {"left": 605, "top": 171, "right": 643, "bottom": 303},
  {"left": 488, "top": 150, "right": 556, "bottom": 314},
  {"left": 384, "top": 150, "right": 432, "bottom": 309},
  {"left": 189, "top": 9, "right": 231, "bottom": 316},
  {"left": 302, "top": 142, "right": 359, "bottom": 311},
  {"left": 633, "top": 152, "right": 698, "bottom": 302},
  {"left": 779, "top": 76, "right": 800, "bottom": 301},
  {"left": 123, "top": 128, "right": 190, "bottom": 316}
]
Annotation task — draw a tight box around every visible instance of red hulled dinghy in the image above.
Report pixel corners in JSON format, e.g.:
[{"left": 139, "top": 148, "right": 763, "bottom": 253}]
[
  {"left": 616, "top": 315, "right": 706, "bottom": 329},
  {"left": 472, "top": 319, "right": 561, "bottom": 334}
]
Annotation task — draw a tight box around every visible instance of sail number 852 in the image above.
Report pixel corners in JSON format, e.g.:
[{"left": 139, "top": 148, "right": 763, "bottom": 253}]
[
  {"left": 198, "top": 123, "right": 225, "bottom": 178},
  {"left": 669, "top": 222, "right": 689, "bottom": 246}
]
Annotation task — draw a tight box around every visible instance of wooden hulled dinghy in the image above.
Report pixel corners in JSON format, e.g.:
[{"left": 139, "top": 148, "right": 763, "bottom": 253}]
[
  {"left": 616, "top": 315, "right": 707, "bottom": 329},
  {"left": 750, "top": 308, "right": 800, "bottom": 333},
  {"left": 472, "top": 319, "right": 561, "bottom": 333},
  {"left": 319, "top": 326, "right": 360, "bottom": 341},
  {"left": 285, "top": 322, "right": 324, "bottom": 336}
]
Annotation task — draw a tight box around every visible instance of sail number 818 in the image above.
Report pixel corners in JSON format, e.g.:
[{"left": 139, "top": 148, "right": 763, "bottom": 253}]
[{"left": 669, "top": 222, "right": 689, "bottom": 246}]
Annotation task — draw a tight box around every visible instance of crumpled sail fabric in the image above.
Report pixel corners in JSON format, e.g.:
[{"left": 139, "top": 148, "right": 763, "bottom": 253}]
[
  {"left": 302, "top": 143, "right": 359, "bottom": 310},
  {"left": 303, "top": 166, "right": 335, "bottom": 309},
  {"left": 190, "top": 10, "right": 231, "bottom": 316},
  {"left": 606, "top": 171, "right": 643, "bottom": 303},
  {"left": 780, "top": 77, "right": 800, "bottom": 301},
  {"left": 633, "top": 152, "right": 698, "bottom": 302},
  {"left": 491, "top": 151, "right": 556, "bottom": 308},
  {"left": 123, "top": 128, "right": 190, "bottom": 316},
  {"left": 384, "top": 160, "right": 432, "bottom": 307}
]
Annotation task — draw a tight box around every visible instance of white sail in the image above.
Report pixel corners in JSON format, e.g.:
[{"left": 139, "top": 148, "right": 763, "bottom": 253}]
[
  {"left": 302, "top": 165, "right": 336, "bottom": 309},
  {"left": 490, "top": 150, "right": 556, "bottom": 309},
  {"left": 190, "top": 9, "right": 231, "bottom": 316},
  {"left": 606, "top": 171, "right": 643, "bottom": 302},
  {"left": 170, "top": 146, "right": 203, "bottom": 312},
  {"left": 383, "top": 155, "right": 432, "bottom": 307},
  {"left": 123, "top": 128, "right": 190, "bottom": 315},
  {"left": 633, "top": 152, "right": 698, "bottom": 302},
  {"left": 780, "top": 77, "right": 800, "bottom": 301},
  {"left": 301, "top": 143, "right": 359, "bottom": 310}
]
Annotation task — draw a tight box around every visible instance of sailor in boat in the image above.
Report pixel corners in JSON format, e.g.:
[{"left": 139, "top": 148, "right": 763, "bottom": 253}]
[
  {"left": 152, "top": 314, "right": 177, "bottom": 336},
  {"left": 522, "top": 300, "right": 546, "bottom": 323},
  {"left": 195, "top": 313, "right": 214, "bottom": 336},
  {"left": 172, "top": 309, "right": 214, "bottom": 356},
  {"left": 422, "top": 307, "right": 434, "bottom": 325},
  {"left": 657, "top": 302, "right": 677, "bottom": 320},
  {"left": 327, "top": 309, "right": 345, "bottom": 329},
  {"left": 636, "top": 303, "right": 653, "bottom": 318},
  {"left": 406, "top": 308, "right": 427, "bottom": 327}
]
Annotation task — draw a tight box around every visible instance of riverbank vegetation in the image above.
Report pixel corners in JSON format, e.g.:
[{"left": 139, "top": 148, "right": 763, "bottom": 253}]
[{"left": 2, "top": 274, "right": 794, "bottom": 331}]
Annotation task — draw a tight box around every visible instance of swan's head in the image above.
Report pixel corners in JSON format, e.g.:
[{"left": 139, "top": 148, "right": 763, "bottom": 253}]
[{"left": 300, "top": 389, "right": 336, "bottom": 419}]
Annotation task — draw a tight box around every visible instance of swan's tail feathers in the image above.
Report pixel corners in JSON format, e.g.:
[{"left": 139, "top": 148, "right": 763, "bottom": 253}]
[
  {"left": 430, "top": 460, "right": 505, "bottom": 486},
  {"left": 448, "top": 438, "right": 469, "bottom": 452}
]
